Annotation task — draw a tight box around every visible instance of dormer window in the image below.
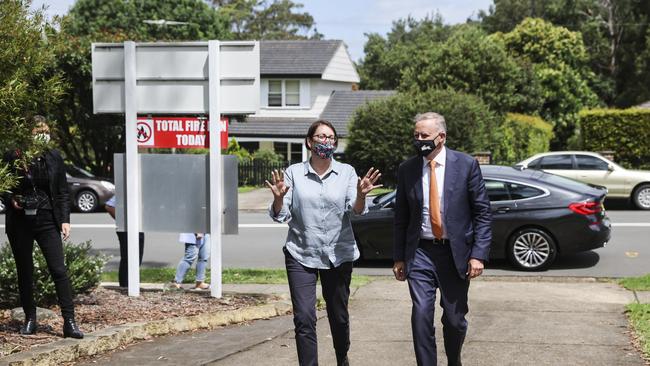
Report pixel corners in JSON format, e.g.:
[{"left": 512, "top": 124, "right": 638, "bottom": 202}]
[{"left": 267, "top": 80, "right": 301, "bottom": 107}]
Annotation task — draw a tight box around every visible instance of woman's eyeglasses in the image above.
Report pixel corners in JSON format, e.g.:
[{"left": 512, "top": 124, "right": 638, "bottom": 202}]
[{"left": 312, "top": 134, "right": 337, "bottom": 142}]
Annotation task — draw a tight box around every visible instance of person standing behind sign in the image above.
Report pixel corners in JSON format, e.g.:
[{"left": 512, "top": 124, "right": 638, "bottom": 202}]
[
  {"left": 171, "top": 233, "right": 210, "bottom": 290},
  {"left": 2, "top": 117, "right": 83, "bottom": 339},
  {"left": 105, "top": 195, "right": 145, "bottom": 288},
  {"left": 266, "top": 120, "right": 382, "bottom": 366}
]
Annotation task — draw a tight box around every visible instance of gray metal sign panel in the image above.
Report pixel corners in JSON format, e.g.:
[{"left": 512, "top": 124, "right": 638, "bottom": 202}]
[
  {"left": 114, "top": 153, "right": 238, "bottom": 234},
  {"left": 92, "top": 42, "right": 259, "bottom": 114}
]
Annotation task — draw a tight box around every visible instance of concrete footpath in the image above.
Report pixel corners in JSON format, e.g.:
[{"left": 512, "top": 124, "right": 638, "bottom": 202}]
[{"left": 77, "top": 278, "right": 647, "bottom": 366}]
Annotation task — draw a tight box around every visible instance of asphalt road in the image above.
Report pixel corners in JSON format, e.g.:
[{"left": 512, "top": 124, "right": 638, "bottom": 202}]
[{"left": 0, "top": 207, "right": 648, "bottom": 278}]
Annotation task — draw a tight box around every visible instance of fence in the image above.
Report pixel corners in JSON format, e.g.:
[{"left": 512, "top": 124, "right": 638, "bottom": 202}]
[{"left": 238, "top": 161, "right": 292, "bottom": 186}]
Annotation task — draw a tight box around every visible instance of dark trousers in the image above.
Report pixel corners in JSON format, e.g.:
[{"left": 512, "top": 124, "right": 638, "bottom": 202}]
[
  {"left": 7, "top": 209, "right": 75, "bottom": 319},
  {"left": 407, "top": 242, "right": 470, "bottom": 366},
  {"left": 116, "top": 232, "right": 145, "bottom": 287},
  {"left": 284, "top": 247, "right": 352, "bottom": 366}
]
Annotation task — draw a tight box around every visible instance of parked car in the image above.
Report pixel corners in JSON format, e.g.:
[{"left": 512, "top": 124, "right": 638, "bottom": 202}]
[
  {"left": 65, "top": 165, "right": 114, "bottom": 213},
  {"left": 351, "top": 165, "right": 611, "bottom": 271},
  {"left": 516, "top": 151, "right": 650, "bottom": 210}
]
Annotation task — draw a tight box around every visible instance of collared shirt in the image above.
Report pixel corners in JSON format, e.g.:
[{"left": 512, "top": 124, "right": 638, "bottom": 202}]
[
  {"left": 421, "top": 146, "right": 447, "bottom": 239},
  {"left": 269, "top": 159, "right": 368, "bottom": 269}
]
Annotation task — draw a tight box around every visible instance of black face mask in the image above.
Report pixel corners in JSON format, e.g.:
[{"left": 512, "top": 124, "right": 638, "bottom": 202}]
[{"left": 413, "top": 139, "right": 439, "bottom": 157}]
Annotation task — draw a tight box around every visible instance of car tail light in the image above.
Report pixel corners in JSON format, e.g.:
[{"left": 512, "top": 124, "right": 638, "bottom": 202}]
[{"left": 568, "top": 201, "right": 602, "bottom": 215}]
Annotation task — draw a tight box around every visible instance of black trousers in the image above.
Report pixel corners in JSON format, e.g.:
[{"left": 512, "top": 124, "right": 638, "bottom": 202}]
[
  {"left": 407, "top": 241, "right": 470, "bottom": 366},
  {"left": 7, "top": 209, "right": 75, "bottom": 319},
  {"left": 115, "top": 232, "right": 145, "bottom": 287},
  {"left": 284, "top": 247, "right": 353, "bottom": 366}
]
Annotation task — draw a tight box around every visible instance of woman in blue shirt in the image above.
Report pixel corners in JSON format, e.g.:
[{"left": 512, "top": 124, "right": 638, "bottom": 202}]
[{"left": 267, "top": 120, "right": 381, "bottom": 366}]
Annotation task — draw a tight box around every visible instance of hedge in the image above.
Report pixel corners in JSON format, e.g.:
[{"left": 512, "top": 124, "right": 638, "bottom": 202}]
[
  {"left": 497, "top": 113, "right": 554, "bottom": 164},
  {"left": 580, "top": 108, "right": 650, "bottom": 169}
]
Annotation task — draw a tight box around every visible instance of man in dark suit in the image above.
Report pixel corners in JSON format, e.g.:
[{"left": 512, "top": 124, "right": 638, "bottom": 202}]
[{"left": 392, "top": 112, "right": 491, "bottom": 366}]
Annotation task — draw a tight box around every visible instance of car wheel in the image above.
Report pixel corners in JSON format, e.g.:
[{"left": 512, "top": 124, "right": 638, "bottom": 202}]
[
  {"left": 632, "top": 184, "right": 650, "bottom": 210},
  {"left": 0, "top": 197, "right": 5, "bottom": 214},
  {"left": 76, "top": 190, "right": 98, "bottom": 213},
  {"left": 507, "top": 228, "right": 557, "bottom": 271}
]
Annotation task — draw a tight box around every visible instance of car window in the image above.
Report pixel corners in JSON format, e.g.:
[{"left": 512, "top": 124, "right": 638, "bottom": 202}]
[
  {"left": 66, "top": 165, "right": 95, "bottom": 179},
  {"left": 539, "top": 155, "right": 573, "bottom": 170},
  {"left": 527, "top": 158, "right": 542, "bottom": 169},
  {"left": 485, "top": 180, "right": 510, "bottom": 202},
  {"left": 575, "top": 155, "right": 609, "bottom": 170},
  {"left": 507, "top": 183, "right": 544, "bottom": 200}
]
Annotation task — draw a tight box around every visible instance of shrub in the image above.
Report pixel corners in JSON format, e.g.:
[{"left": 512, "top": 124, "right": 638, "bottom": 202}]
[
  {"left": 0, "top": 240, "right": 107, "bottom": 308},
  {"left": 225, "top": 138, "right": 252, "bottom": 163},
  {"left": 346, "top": 89, "right": 502, "bottom": 187},
  {"left": 580, "top": 108, "right": 650, "bottom": 169},
  {"left": 497, "top": 113, "right": 554, "bottom": 164},
  {"left": 253, "top": 149, "right": 284, "bottom": 164}
]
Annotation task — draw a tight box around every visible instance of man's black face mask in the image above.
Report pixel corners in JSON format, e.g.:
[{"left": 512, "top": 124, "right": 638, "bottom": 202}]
[{"left": 413, "top": 138, "right": 439, "bottom": 157}]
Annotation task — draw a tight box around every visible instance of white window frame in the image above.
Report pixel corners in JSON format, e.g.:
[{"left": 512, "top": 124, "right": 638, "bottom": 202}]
[{"left": 265, "top": 79, "right": 306, "bottom": 108}]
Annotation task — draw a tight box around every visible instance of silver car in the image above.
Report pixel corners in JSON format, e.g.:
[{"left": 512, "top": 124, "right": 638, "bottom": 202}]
[{"left": 517, "top": 151, "right": 650, "bottom": 210}]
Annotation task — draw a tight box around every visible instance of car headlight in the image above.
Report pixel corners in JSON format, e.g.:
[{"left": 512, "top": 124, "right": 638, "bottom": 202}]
[{"left": 101, "top": 181, "right": 115, "bottom": 191}]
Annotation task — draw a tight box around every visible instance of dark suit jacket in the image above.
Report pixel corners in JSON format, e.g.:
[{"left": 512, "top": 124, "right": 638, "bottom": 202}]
[
  {"left": 3, "top": 149, "right": 71, "bottom": 234},
  {"left": 393, "top": 148, "right": 492, "bottom": 279}
]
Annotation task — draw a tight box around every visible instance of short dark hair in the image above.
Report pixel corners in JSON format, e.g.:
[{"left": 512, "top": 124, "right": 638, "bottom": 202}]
[{"left": 304, "top": 119, "right": 338, "bottom": 150}]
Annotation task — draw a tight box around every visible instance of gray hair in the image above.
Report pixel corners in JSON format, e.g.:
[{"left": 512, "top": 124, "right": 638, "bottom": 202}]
[{"left": 414, "top": 112, "right": 446, "bottom": 133}]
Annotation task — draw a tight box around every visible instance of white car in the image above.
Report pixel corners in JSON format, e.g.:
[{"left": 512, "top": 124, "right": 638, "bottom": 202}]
[{"left": 517, "top": 151, "right": 650, "bottom": 210}]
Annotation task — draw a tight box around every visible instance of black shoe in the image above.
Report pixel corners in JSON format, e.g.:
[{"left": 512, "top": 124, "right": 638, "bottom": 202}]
[
  {"left": 62, "top": 317, "right": 84, "bottom": 339},
  {"left": 338, "top": 356, "right": 350, "bottom": 366},
  {"left": 19, "top": 317, "right": 37, "bottom": 335}
]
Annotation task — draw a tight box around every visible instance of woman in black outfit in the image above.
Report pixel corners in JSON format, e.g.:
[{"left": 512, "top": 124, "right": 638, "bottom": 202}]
[{"left": 2, "top": 118, "right": 83, "bottom": 338}]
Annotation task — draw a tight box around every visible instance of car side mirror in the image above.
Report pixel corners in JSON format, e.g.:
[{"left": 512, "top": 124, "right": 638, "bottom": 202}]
[{"left": 607, "top": 164, "right": 614, "bottom": 172}]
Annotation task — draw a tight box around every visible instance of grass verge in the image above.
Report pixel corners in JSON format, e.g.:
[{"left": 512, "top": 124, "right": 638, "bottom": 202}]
[
  {"left": 626, "top": 303, "right": 650, "bottom": 360},
  {"left": 619, "top": 274, "right": 650, "bottom": 291},
  {"left": 101, "top": 268, "right": 372, "bottom": 288},
  {"left": 238, "top": 186, "right": 258, "bottom": 193}
]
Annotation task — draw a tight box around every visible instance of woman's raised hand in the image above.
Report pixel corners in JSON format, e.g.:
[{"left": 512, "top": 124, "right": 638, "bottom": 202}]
[
  {"left": 357, "top": 167, "right": 382, "bottom": 198},
  {"left": 265, "top": 169, "right": 289, "bottom": 200}
]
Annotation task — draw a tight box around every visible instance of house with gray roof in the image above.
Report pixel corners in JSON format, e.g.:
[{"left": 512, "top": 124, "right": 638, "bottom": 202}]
[{"left": 229, "top": 40, "right": 394, "bottom": 163}]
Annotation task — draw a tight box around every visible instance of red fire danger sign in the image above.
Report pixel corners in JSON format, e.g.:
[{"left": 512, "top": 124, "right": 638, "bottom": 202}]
[{"left": 136, "top": 116, "right": 228, "bottom": 149}]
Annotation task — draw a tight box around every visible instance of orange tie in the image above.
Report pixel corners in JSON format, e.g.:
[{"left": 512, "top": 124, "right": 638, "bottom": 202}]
[{"left": 429, "top": 160, "right": 443, "bottom": 239}]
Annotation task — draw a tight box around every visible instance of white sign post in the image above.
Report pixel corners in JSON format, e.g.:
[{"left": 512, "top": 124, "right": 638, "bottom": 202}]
[{"left": 92, "top": 41, "right": 259, "bottom": 298}]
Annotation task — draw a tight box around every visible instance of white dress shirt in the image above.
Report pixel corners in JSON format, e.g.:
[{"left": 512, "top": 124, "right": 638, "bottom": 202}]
[{"left": 421, "top": 146, "right": 447, "bottom": 239}]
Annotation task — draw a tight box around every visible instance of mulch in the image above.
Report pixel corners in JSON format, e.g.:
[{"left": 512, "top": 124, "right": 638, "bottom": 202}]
[{"left": 0, "top": 286, "right": 266, "bottom": 358}]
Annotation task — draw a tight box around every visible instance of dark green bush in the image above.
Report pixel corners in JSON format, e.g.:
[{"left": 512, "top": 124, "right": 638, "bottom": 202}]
[
  {"left": 0, "top": 240, "right": 107, "bottom": 308},
  {"left": 497, "top": 113, "right": 554, "bottom": 164},
  {"left": 345, "top": 89, "right": 502, "bottom": 187},
  {"left": 580, "top": 108, "right": 650, "bottom": 169}
]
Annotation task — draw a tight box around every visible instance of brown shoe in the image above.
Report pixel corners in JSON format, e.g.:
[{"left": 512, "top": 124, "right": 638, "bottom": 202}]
[{"left": 195, "top": 281, "right": 210, "bottom": 290}]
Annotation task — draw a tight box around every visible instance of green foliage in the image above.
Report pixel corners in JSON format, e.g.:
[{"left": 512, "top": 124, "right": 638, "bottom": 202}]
[
  {"left": 214, "top": 0, "right": 323, "bottom": 40},
  {"left": 497, "top": 113, "right": 553, "bottom": 164},
  {"left": 479, "top": 0, "right": 650, "bottom": 108},
  {"left": 0, "top": 0, "right": 65, "bottom": 193},
  {"left": 619, "top": 274, "right": 650, "bottom": 291},
  {"left": 358, "top": 15, "right": 453, "bottom": 89},
  {"left": 580, "top": 108, "right": 650, "bottom": 169},
  {"left": 253, "top": 149, "right": 284, "bottom": 164},
  {"left": 496, "top": 18, "right": 600, "bottom": 148},
  {"left": 0, "top": 241, "right": 107, "bottom": 308},
  {"left": 226, "top": 138, "right": 253, "bottom": 163},
  {"left": 345, "top": 89, "right": 502, "bottom": 187},
  {"left": 400, "top": 24, "right": 543, "bottom": 115}
]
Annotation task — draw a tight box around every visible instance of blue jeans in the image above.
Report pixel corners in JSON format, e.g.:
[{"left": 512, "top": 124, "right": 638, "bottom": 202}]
[{"left": 174, "top": 238, "right": 210, "bottom": 283}]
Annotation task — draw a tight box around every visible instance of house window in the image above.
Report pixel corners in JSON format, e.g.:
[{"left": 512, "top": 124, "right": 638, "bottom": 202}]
[
  {"left": 268, "top": 80, "right": 282, "bottom": 107},
  {"left": 267, "top": 80, "right": 301, "bottom": 107}
]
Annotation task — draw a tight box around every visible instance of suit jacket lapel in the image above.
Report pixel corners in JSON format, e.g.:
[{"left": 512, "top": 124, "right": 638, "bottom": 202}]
[
  {"left": 414, "top": 158, "right": 424, "bottom": 213},
  {"left": 443, "top": 149, "right": 458, "bottom": 221}
]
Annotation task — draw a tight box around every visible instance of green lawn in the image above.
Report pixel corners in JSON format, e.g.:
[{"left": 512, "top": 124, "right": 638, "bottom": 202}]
[
  {"left": 101, "top": 267, "right": 372, "bottom": 287},
  {"left": 238, "top": 185, "right": 259, "bottom": 193},
  {"left": 619, "top": 274, "right": 650, "bottom": 291},
  {"left": 626, "top": 303, "right": 650, "bottom": 359},
  {"left": 368, "top": 187, "right": 393, "bottom": 196}
]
